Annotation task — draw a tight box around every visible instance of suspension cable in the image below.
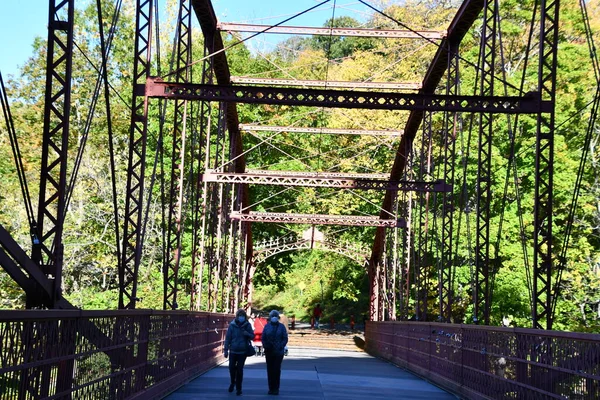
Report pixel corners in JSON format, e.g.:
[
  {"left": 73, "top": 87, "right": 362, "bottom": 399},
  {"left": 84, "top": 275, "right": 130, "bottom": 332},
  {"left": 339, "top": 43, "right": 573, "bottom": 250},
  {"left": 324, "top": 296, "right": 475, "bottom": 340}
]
[
  {"left": 357, "top": 0, "right": 523, "bottom": 93},
  {"left": 64, "top": 0, "right": 123, "bottom": 216},
  {"left": 164, "top": 0, "right": 332, "bottom": 79},
  {"left": 0, "top": 72, "right": 36, "bottom": 231},
  {"left": 492, "top": 0, "right": 537, "bottom": 311}
]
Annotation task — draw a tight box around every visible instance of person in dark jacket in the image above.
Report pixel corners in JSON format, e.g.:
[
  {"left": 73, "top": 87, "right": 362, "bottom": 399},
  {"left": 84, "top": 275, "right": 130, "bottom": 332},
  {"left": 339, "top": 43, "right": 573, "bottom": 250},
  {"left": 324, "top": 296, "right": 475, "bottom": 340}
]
[
  {"left": 261, "top": 309, "right": 288, "bottom": 395},
  {"left": 224, "top": 309, "right": 254, "bottom": 396}
]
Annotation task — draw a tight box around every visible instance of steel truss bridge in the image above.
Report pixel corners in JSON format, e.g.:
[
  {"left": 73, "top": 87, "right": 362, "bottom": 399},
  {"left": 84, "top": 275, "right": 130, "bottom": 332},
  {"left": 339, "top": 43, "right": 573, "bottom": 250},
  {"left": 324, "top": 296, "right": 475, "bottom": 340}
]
[{"left": 1, "top": 0, "right": 600, "bottom": 399}]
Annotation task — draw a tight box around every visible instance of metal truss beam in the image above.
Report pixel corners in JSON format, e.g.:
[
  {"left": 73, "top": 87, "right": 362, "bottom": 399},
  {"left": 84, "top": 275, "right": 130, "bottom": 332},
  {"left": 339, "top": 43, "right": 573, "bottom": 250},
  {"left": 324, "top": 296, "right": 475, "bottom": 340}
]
[
  {"left": 145, "top": 80, "right": 544, "bottom": 113},
  {"left": 533, "top": 0, "right": 559, "bottom": 330},
  {"left": 217, "top": 23, "right": 446, "bottom": 39},
  {"left": 439, "top": 50, "right": 459, "bottom": 322},
  {"left": 164, "top": 0, "right": 192, "bottom": 311},
  {"left": 230, "top": 77, "right": 421, "bottom": 90},
  {"left": 240, "top": 124, "right": 403, "bottom": 137},
  {"left": 245, "top": 170, "right": 389, "bottom": 179},
  {"left": 474, "top": 0, "right": 497, "bottom": 326},
  {"left": 369, "top": 0, "right": 486, "bottom": 300},
  {"left": 202, "top": 170, "right": 451, "bottom": 192},
  {"left": 230, "top": 212, "right": 406, "bottom": 228},
  {"left": 120, "top": 0, "right": 153, "bottom": 309},
  {"left": 253, "top": 239, "right": 367, "bottom": 266},
  {"left": 31, "top": 0, "right": 74, "bottom": 308},
  {"left": 415, "top": 111, "right": 433, "bottom": 321}
]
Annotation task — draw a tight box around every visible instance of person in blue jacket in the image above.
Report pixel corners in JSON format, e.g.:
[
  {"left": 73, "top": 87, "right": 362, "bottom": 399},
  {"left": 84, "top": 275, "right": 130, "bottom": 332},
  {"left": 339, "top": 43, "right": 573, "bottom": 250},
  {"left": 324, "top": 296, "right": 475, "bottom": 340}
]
[
  {"left": 261, "top": 309, "right": 288, "bottom": 395},
  {"left": 224, "top": 309, "right": 254, "bottom": 395}
]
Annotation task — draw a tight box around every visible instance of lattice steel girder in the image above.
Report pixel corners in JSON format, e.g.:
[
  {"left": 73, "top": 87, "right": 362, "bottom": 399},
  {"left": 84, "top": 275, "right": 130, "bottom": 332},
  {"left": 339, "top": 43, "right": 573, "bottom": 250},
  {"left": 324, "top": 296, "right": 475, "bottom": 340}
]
[
  {"left": 202, "top": 171, "right": 452, "bottom": 192},
  {"left": 31, "top": 0, "right": 74, "bottom": 306},
  {"left": 230, "top": 212, "right": 407, "bottom": 228},
  {"left": 253, "top": 239, "right": 367, "bottom": 266},
  {"left": 217, "top": 22, "right": 446, "bottom": 39},
  {"left": 230, "top": 77, "right": 422, "bottom": 90},
  {"left": 145, "top": 80, "right": 546, "bottom": 113},
  {"left": 245, "top": 169, "right": 389, "bottom": 179},
  {"left": 120, "top": 0, "right": 153, "bottom": 310},
  {"left": 240, "top": 124, "right": 403, "bottom": 137},
  {"left": 164, "top": 0, "right": 192, "bottom": 311},
  {"left": 533, "top": 0, "right": 559, "bottom": 330}
]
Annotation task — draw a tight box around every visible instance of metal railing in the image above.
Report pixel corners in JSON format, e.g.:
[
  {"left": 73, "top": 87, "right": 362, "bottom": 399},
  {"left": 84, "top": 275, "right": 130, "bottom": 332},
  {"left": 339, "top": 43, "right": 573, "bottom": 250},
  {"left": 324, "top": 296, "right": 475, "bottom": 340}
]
[
  {"left": 0, "top": 310, "right": 229, "bottom": 399},
  {"left": 365, "top": 321, "right": 600, "bottom": 399}
]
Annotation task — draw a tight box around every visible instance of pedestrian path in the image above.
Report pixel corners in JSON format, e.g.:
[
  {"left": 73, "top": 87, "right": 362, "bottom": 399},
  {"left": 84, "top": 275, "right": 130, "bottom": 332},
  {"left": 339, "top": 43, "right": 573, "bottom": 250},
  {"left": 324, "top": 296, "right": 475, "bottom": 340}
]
[{"left": 164, "top": 348, "right": 457, "bottom": 399}]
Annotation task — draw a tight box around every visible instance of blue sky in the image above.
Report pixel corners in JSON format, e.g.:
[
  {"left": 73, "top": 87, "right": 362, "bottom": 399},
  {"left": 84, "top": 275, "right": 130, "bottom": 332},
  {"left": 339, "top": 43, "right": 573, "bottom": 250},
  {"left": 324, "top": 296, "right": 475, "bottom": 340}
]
[{"left": 0, "top": 0, "right": 372, "bottom": 78}]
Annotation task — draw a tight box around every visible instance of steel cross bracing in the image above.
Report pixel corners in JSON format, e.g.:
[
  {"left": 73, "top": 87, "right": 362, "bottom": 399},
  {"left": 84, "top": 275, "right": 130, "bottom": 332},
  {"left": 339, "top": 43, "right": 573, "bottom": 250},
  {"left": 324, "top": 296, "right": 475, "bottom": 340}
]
[
  {"left": 201, "top": 170, "right": 452, "bottom": 192},
  {"left": 119, "top": 0, "right": 153, "bottom": 309},
  {"left": 368, "top": 0, "right": 486, "bottom": 321},
  {"left": 415, "top": 111, "right": 434, "bottom": 321},
  {"left": 230, "top": 77, "right": 422, "bottom": 90},
  {"left": 190, "top": 49, "right": 213, "bottom": 311},
  {"left": 145, "top": 80, "right": 545, "bottom": 113},
  {"left": 164, "top": 0, "right": 193, "bottom": 311},
  {"left": 474, "top": 0, "right": 497, "bottom": 326},
  {"left": 30, "top": 0, "right": 75, "bottom": 308},
  {"left": 217, "top": 22, "right": 446, "bottom": 39},
  {"left": 533, "top": 0, "right": 560, "bottom": 330},
  {"left": 240, "top": 125, "right": 403, "bottom": 137},
  {"left": 439, "top": 49, "right": 459, "bottom": 322},
  {"left": 230, "top": 212, "right": 407, "bottom": 228}
]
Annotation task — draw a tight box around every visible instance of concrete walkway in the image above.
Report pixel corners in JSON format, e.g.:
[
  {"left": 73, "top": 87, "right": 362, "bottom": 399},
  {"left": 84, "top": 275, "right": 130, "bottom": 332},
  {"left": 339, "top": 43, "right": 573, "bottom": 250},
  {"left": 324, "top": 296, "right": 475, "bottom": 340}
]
[{"left": 165, "top": 348, "right": 457, "bottom": 399}]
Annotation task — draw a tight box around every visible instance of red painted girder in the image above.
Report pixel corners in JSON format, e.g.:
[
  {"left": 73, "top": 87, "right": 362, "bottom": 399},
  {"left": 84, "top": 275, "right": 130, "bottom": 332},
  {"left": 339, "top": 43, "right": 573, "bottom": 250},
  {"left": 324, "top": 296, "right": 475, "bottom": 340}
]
[
  {"left": 218, "top": 23, "right": 446, "bottom": 39},
  {"left": 230, "top": 212, "right": 407, "bottom": 228},
  {"left": 230, "top": 77, "right": 421, "bottom": 90},
  {"left": 202, "top": 170, "right": 451, "bottom": 192},
  {"left": 240, "top": 124, "right": 403, "bottom": 137}
]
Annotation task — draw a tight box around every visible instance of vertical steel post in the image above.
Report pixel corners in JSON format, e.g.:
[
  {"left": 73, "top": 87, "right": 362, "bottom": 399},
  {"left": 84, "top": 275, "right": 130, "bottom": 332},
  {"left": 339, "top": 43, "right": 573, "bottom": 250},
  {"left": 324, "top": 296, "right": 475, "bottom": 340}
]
[
  {"left": 31, "top": 0, "right": 75, "bottom": 308},
  {"left": 415, "top": 111, "right": 433, "bottom": 321},
  {"left": 119, "top": 0, "right": 153, "bottom": 309},
  {"left": 440, "top": 49, "right": 459, "bottom": 322},
  {"left": 164, "top": 0, "right": 192, "bottom": 310},
  {"left": 533, "top": 0, "right": 559, "bottom": 330},
  {"left": 474, "top": 0, "right": 497, "bottom": 325}
]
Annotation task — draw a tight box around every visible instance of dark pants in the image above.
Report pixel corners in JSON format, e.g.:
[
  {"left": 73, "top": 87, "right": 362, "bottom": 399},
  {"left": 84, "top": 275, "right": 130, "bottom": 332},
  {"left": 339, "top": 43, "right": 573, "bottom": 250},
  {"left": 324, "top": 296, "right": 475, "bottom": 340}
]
[
  {"left": 228, "top": 353, "right": 247, "bottom": 391},
  {"left": 265, "top": 352, "right": 284, "bottom": 391}
]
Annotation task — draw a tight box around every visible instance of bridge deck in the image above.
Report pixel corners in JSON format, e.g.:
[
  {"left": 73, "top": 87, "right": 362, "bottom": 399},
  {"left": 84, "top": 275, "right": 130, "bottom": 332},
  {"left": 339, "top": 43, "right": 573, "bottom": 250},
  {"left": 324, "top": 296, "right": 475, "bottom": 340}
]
[{"left": 165, "top": 347, "right": 456, "bottom": 399}]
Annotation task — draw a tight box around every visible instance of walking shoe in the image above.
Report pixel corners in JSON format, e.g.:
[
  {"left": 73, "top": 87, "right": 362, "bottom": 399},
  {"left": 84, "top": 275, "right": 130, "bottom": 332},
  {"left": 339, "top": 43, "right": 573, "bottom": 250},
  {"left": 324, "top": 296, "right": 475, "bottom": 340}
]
[
  {"left": 268, "top": 390, "right": 275, "bottom": 395},
  {"left": 236, "top": 390, "right": 242, "bottom": 396},
  {"left": 273, "top": 389, "right": 279, "bottom": 395},
  {"left": 228, "top": 383, "right": 235, "bottom": 392}
]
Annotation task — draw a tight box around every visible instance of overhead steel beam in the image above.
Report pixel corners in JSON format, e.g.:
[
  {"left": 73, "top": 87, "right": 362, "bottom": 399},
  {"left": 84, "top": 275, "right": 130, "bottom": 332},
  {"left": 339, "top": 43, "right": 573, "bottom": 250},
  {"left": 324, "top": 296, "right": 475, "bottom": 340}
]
[
  {"left": 245, "top": 169, "right": 390, "bottom": 179},
  {"left": 240, "top": 124, "right": 403, "bottom": 137},
  {"left": 230, "top": 77, "right": 422, "bottom": 90},
  {"left": 218, "top": 23, "right": 446, "bottom": 39},
  {"left": 369, "top": 0, "right": 487, "bottom": 290},
  {"left": 230, "top": 212, "right": 407, "bottom": 228},
  {"left": 202, "top": 170, "right": 451, "bottom": 192},
  {"left": 145, "top": 79, "right": 544, "bottom": 113}
]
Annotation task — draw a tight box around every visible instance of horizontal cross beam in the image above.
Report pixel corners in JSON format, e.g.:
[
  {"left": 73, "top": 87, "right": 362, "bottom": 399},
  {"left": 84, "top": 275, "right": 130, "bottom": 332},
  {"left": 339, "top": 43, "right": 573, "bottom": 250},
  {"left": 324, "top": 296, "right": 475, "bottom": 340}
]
[
  {"left": 246, "top": 169, "right": 389, "bottom": 179},
  {"left": 240, "top": 125, "right": 403, "bottom": 136},
  {"left": 230, "top": 212, "right": 406, "bottom": 228},
  {"left": 203, "top": 171, "right": 451, "bottom": 192},
  {"left": 217, "top": 23, "right": 446, "bottom": 39},
  {"left": 144, "top": 80, "right": 547, "bottom": 113},
  {"left": 230, "top": 77, "right": 421, "bottom": 90}
]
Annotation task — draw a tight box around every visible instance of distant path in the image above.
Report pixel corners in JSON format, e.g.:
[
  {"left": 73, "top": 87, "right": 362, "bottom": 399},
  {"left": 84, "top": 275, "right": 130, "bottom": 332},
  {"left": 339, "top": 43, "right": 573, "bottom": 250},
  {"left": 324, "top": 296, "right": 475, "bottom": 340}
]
[{"left": 164, "top": 347, "right": 457, "bottom": 399}]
